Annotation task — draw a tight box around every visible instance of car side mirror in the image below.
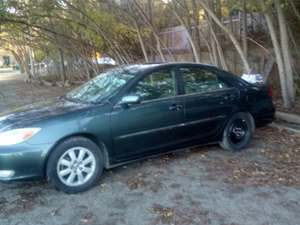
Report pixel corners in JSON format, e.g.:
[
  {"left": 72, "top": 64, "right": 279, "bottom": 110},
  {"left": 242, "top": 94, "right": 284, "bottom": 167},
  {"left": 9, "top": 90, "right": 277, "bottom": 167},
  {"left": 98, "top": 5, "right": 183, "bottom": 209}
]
[{"left": 120, "top": 95, "right": 141, "bottom": 106}]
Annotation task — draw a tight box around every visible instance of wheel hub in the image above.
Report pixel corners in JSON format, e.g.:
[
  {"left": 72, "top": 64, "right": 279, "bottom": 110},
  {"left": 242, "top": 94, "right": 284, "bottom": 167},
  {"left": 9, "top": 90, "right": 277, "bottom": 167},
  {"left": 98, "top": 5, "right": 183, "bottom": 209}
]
[
  {"left": 229, "top": 119, "right": 248, "bottom": 144},
  {"left": 56, "top": 147, "right": 96, "bottom": 187},
  {"left": 232, "top": 127, "right": 245, "bottom": 138}
]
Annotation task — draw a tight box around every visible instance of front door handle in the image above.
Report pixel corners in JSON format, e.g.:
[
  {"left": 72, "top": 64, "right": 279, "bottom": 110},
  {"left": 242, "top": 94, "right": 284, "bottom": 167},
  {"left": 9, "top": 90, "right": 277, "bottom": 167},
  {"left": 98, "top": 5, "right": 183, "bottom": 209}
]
[
  {"left": 224, "top": 94, "right": 238, "bottom": 101},
  {"left": 169, "top": 103, "right": 183, "bottom": 111}
]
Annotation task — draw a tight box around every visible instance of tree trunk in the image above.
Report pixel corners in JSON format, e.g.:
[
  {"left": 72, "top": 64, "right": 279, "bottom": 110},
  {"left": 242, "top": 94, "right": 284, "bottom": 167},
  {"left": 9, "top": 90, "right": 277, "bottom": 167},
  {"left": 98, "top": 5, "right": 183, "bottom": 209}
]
[
  {"left": 11, "top": 48, "right": 32, "bottom": 81},
  {"left": 132, "top": 0, "right": 165, "bottom": 62},
  {"left": 59, "top": 48, "right": 66, "bottom": 84},
  {"left": 22, "top": 56, "right": 32, "bottom": 82},
  {"left": 206, "top": 13, "right": 228, "bottom": 70},
  {"left": 172, "top": 9, "right": 200, "bottom": 63},
  {"left": 132, "top": 0, "right": 174, "bottom": 62},
  {"left": 199, "top": 0, "right": 251, "bottom": 74},
  {"left": 134, "top": 21, "right": 149, "bottom": 63},
  {"left": 28, "top": 47, "right": 36, "bottom": 78},
  {"left": 264, "top": 11, "right": 291, "bottom": 108},
  {"left": 241, "top": 0, "right": 248, "bottom": 59},
  {"left": 83, "top": 60, "right": 91, "bottom": 80},
  {"left": 147, "top": 0, "right": 155, "bottom": 61},
  {"left": 276, "top": 111, "right": 300, "bottom": 125},
  {"left": 289, "top": 0, "right": 300, "bottom": 22},
  {"left": 263, "top": 50, "right": 275, "bottom": 81},
  {"left": 154, "top": 34, "right": 166, "bottom": 62},
  {"left": 275, "top": 0, "right": 295, "bottom": 104},
  {"left": 197, "top": 26, "right": 215, "bottom": 64},
  {"left": 191, "top": 0, "right": 202, "bottom": 61}
]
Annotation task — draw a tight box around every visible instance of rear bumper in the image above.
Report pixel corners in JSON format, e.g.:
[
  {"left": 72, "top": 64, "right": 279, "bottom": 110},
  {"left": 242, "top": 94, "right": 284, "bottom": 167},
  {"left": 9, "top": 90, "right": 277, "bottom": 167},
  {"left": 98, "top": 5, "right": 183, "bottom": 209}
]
[
  {"left": 255, "top": 114, "right": 275, "bottom": 127},
  {"left": 252, "top": 102, "right": 276, "bottom": 127},
  {"left": 0, "top": 143, "right": 52, "bottom": 181}
]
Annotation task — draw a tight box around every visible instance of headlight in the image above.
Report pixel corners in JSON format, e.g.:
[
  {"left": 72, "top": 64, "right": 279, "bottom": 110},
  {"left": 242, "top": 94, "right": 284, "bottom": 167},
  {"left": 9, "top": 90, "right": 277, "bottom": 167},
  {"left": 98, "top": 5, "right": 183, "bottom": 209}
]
[{"left": 0, "top": 128, "right": 41, "bottom": 146}]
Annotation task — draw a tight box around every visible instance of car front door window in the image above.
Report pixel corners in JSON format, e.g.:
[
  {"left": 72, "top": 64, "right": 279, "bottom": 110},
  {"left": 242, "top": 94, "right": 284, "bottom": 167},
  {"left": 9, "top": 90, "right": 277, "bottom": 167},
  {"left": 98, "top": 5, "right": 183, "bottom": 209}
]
[{"left": 130, "top": 70, "right": 175, "bottom": 101}]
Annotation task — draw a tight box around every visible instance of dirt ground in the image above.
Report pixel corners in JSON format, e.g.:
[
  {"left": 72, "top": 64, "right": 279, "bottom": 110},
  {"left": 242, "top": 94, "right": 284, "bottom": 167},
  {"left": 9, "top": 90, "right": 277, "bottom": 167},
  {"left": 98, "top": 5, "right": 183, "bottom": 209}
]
[
  {"left": 0, "top": 73, "right": 67, "bottom": 112},
  {"left": 0, "top": 72, "right": 300, "bottom": 225}
]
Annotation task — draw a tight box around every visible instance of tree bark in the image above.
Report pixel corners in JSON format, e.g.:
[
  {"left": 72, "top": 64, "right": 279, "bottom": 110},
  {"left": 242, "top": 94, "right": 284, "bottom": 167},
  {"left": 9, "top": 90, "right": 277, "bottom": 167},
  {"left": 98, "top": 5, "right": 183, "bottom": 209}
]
[
  {"left": 28, "top": 46, "right": 36, "bottom": 78},
  {"left": 191, "top": 0, "right": 202, "bottom": 61},
  {"left": 289, "top": 0, "right": 300, "bottom": 22},
  {"left": 147, "top": 0, "right": 155, "bottom": 61},
  {"left": 206, "top": 13, "right": 228, "bottom": 70},
  {"left": 264, "top": 10, "right": 291, "bottom": 108},
  {"left": 241, "top": 0, "right": 248, "bottom": 59},
  {"left": 275, "top": 0, "right": 295, "bottom": 104},
  {"left": 132, "top": 0, "right": 177, "bottom": 62},
  {"left": 172, "top": 8, "right": 200, "bottom": 62},
  {"left": 196, "top": 25, "right": 215, "bottom": 64},
  {"left": 132, "top": 0, "right": 167, "bottom": 62},
  {"left": 59, "top": 48, "right": 66, "bottom": 84},
  {"left": 199, "top": 0, "right": 251, "bottom": 74},
  {"left": 10, "top": 47, "right": 32, "bottom": 81},
  {"left": 276, "top": 111, "right": 300, "bottom": 125},
  {"left": 134, "top": 21, "right": 149, "bottom": 63}
]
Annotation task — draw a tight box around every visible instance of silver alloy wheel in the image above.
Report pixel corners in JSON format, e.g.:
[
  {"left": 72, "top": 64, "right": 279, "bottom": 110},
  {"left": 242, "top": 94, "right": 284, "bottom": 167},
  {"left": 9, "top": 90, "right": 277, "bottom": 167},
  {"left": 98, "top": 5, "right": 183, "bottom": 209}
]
[{"left": 56, "top": 147, "right": 96, "bottom": 187}]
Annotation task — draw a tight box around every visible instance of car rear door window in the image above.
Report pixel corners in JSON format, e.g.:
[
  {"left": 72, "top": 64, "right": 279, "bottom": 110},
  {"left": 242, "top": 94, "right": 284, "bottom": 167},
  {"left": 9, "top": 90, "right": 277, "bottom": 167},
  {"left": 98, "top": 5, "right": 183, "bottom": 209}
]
[
  {"left": 180, "top": 68, "right": 228, "bottom": 94},
  {"left": 130, "top": 70, "right": 175, "bottom": 101}
]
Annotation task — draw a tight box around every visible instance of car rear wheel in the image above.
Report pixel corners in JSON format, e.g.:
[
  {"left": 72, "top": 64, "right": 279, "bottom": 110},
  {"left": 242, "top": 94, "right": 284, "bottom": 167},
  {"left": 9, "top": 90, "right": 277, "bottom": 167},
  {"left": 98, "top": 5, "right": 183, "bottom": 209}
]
[
  {"left": 46, "top": 137, "right": 103, "bottom": 194},
  {"left": 220, "top": 112, "right": 255, "bottom": 151}
]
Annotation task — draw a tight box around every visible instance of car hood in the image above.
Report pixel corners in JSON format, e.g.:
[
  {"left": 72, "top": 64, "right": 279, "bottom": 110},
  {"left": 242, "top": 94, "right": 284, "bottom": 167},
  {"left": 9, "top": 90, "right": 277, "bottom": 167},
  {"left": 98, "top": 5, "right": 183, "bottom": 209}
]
[{"left": 0, "top": 97, "right": 91, "bottom": 132}]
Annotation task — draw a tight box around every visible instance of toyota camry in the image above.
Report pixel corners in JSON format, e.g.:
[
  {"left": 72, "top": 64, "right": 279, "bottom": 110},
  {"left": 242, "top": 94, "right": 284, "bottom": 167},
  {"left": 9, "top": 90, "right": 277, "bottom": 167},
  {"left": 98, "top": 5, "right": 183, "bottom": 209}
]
[{"left": 0, "top": 63, "right": 275, "bottom": 193}]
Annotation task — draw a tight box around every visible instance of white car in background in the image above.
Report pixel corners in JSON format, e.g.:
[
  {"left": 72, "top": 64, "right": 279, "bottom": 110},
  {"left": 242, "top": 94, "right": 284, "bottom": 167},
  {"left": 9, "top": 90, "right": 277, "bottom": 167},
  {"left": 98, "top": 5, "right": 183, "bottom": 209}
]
[{"left": 94, "top": 57, "right": 117, "bottom": 66}]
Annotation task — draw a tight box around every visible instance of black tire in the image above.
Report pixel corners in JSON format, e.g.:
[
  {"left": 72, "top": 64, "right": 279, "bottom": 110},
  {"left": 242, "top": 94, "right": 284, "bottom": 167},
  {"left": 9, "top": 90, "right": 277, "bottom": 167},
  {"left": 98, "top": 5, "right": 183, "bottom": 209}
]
[
  {"left": 46, "top": 137, "right": 104, "bottom": 194},
  {"left": 220, "top": 112, "right": 255, "bottom": 151}
]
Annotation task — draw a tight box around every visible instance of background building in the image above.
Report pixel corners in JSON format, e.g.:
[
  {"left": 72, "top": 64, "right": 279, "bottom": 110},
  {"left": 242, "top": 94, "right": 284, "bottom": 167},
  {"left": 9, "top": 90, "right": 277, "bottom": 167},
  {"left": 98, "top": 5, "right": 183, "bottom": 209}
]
[{"left": 0, "top": 49, "right": 17, "bottom": 68}]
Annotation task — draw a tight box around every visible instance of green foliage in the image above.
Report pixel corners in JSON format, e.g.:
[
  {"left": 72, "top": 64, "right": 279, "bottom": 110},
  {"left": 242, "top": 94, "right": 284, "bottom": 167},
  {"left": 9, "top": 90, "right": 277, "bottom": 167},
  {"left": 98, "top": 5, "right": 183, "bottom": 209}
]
[{"left": 33, "top": 49, "right": 46, "bottom": 62}]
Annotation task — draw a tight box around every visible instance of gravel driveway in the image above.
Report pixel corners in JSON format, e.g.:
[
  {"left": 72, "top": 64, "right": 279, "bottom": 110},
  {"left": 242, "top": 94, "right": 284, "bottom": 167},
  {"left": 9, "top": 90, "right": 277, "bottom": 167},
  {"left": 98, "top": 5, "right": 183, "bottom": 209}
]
[{"left": 0, "top": 73, "right": 300, "bottom": 225}]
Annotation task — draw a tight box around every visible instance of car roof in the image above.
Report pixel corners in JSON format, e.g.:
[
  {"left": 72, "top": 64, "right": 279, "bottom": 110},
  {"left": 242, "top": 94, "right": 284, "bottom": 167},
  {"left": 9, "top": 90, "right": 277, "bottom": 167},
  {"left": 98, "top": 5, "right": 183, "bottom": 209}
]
[{"left": 119, "top": 62, "right": 219, "bottom": 75}]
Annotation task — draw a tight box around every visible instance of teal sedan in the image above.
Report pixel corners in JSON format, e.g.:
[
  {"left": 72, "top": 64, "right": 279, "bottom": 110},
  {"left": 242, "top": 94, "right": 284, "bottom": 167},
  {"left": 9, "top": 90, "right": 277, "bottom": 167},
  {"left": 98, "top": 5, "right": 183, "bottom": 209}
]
[{"left": 0, "top": 63, "right": 275, "bottom": 193}]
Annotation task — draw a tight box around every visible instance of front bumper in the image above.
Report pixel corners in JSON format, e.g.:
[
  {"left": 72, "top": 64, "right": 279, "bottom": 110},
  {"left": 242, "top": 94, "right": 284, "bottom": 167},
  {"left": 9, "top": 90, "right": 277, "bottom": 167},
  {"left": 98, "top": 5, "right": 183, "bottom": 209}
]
[{"left": 0, "top": 143, "right": 53, "bottom": 181}]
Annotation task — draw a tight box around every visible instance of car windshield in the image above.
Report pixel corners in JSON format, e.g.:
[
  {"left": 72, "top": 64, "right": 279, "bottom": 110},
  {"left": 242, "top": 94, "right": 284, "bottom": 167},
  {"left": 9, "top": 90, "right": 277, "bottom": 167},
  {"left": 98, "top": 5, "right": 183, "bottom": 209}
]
[{"left": 66, "top": 68, "right": 135, "bottom": 103}]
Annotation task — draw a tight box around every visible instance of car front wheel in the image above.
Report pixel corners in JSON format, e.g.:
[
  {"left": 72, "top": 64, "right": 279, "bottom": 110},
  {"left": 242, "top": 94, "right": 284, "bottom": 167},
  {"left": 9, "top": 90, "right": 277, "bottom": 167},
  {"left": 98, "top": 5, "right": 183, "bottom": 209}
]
[
  {"left": 220, "top": 112, "right": 255, "bottom": 151},
  {"left": 47, "top": 137, "right": 104, "bottom": 194}
]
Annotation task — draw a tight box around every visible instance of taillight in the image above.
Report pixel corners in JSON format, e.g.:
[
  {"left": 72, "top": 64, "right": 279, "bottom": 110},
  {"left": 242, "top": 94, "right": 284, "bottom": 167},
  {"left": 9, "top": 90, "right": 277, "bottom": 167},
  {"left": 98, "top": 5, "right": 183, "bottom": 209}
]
[{"left": 268, "top": 84, "right": 273, "bottom": 97}]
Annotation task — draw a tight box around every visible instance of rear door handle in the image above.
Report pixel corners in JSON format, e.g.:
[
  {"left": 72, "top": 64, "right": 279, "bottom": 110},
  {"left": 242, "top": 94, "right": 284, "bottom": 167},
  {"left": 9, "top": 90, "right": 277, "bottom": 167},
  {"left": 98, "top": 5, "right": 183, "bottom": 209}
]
[
  {"left": 169, "top": 103, "right": 183, "bottom": 111},
  {"left": 177, "top": 104, "right": 183, "bottom": 111}
]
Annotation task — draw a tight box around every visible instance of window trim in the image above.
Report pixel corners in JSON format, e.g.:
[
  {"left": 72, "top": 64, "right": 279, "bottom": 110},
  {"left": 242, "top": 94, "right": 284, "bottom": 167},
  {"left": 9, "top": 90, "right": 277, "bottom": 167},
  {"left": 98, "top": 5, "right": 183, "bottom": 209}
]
[
  {"left": 127, "top": 68, "right": 178, "bottom": 103},
  {"left": 178, "top": 66, "right": 231, "bottom": 96},
  {"left": 175, "top": 87, "right": 236, "bottom": 99}
]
